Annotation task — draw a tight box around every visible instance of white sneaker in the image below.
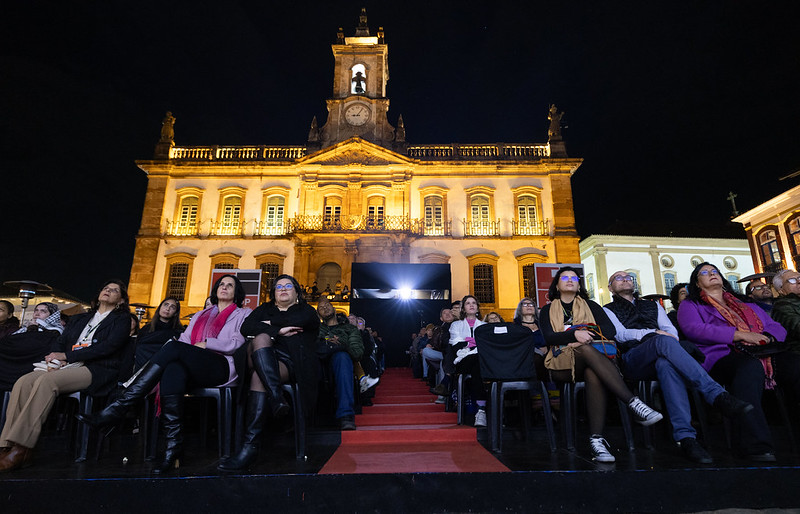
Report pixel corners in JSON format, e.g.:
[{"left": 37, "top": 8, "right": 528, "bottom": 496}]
[
  {"left": 589, "top": 435, "right": 615, "bottom": 463},
  {"left": 359, "top": 375, "right": 380, "bottom": 393},
  {"left": 628, "top": 396, "right": 663, "bottom": 426},
  {"left": 474, "top": 408, "right": 487, "bottom": 427},
  {"left": 434, "top": 395, "right": 446, "bottom": 404}
]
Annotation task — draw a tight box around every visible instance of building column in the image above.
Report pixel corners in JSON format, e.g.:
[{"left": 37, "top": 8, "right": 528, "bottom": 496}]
[
  {"left": 128, "top": 176, "right": 168, "bottom": 304},
  {"left": 595, "top": 247, "right": 610, "bottom": 305},
  {"left": 649, "top": 247, "right": 664, "bottom": 295}
]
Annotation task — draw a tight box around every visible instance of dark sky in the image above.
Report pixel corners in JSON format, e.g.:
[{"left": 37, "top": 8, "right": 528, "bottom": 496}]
[{"left": 2, "top": 1, "right": 799, "bottom": 301}]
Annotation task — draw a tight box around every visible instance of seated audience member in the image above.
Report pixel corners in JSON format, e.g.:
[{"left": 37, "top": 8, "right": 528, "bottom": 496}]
[
  {"left": 347, "top": 315, "right": 379, "bottom": 394},
  {"left": 0, "top": 301, "right": 20, "bottom": 340},
  {"left": 0, "top": 302, "right": 63, "bottom": 391},
  {"left": 1, "top": 280, "right": 131, "bottom": 472},
  {"left": 603, "top": 271, "right": 752, "bottom": 463},
  {"left": 746, "top": 279, "right": 774, "bottom": 313},
  {"left": 678, "top": 262, "right": 800, "bottom": 462},
  {"left": 513, "top": 297, "right": 547, "bottom": 378},
  {"left": 449, "top": 295, "right": 488, "bottom": 426},
  {"left": 771, "top": 269, "right": 800, "bottom": 354},
  {"left": 217, "top": 274, "right": 318, "bottom": 472},
  {"left": 431, "top": 305, "right": 456, "bottom": 398},
  {"left": 483, "top": 312, "right": 504, "bottom": 323},
  {"left": 134, "top": 297, "right": 183, "bottom": 369},
  {"left": 668, "top": 283, "right": 689, "bottom": 339},
  {"left": 316, "top": 298, "right": 363, "bottom": 430},
  {"left": 417, "top": 324, "right": 435, "bottom": 383},
  {"left": 371, "top": 329, "right": 385, "bottom": 374},
  {"left": 80, "top": 275, "right": 251, "bottom": 474},
  {"left": 423, "top": 308, "right": 453, "bottom": 400},
  {"left": 436, "top": 301, "right": 462, "bottom": 395},
  {"left": 539, "top": 266, "right": 662, "bottom": 463}
]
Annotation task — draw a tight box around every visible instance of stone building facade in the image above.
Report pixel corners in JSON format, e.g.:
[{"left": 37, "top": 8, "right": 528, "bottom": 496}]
[{"left": 128, "top": 12, "right": 583, "bottom": 317}]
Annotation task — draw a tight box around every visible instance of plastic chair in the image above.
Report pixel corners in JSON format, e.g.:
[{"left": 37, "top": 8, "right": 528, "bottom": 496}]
[
  {"left": 474, "top": 323, "right": 557, "bottom": 453},
  {"left": 232, "top": 382, "right": 306, "bottom": 460}
]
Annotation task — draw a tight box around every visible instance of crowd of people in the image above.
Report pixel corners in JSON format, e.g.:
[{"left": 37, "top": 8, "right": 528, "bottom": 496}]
[
  {"left": 0, "top": 273, "right": 383, "bottom": 473},
  {"left": 2, "top": 260, "right": 800, "bottom": 472},
  {"left": 411, "top": 263, "right": 800, "bottom": 464}
]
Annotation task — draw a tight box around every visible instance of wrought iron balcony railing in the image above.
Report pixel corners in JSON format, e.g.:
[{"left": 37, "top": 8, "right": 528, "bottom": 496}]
[
  {"left": 512, "top": 219, "right": 550, "bottom": 236},
  {"left": 462, "top": 219, "right": 501, "bottom": 237},
  {"left": 165, "top": 220, "right": 200, "bottom": 237}
]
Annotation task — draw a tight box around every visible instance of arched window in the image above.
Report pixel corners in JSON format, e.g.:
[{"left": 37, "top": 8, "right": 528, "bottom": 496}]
[
  {"left": 587, "top": 274, "right": 596, "bottom": 301},
  {"left": 317, "top": 262, "right": 342, "bottom": 294},
  {"left": 727, "top": 274, "right": 741, "bottom": 293},
  {"left": 350, "top": 64, "right": 366, "bottom": 95},
  {"left": 473, "top": 263, "right": 495, "bottom": 304},
  {"left": 324, "top": 197, "right": 342, "bottom": 228},
  {"left": 469, "top": 195, "right": 492, "bottom": 235},
  {"left": 664, "top": 272, "right": 676, "bottom": 292},
  {"left": 166, "top": 262, "right": 190, "bottom": 301},
  {"left": 261, "top": 262, "right": 280, "bottom": 299},
  {"left": 517, "top": 195, "right": 538, "bottom": 232},
  {"left": 265, "top": 195, "right": 285, "bottom": 230},
  {"left": 787, "top": 216, "right": 800, "bottom": 257},
  {"left": 176, "top": 196, "right": 199, "bottom": 235},
  {"left": 367, "top": 196, "right": 385, "bottom": 229},
  {"left": 759, "top": 229, "right": 782, "bottom": 266},
  {"left": 424, "top": 196, "right": 444, "bottom": 235},
  {"left": 219, "top": 196, "right": 242, "bottom": 235},
  {"left": 522, "top": 264, "right": 535, "bottom": 299}
]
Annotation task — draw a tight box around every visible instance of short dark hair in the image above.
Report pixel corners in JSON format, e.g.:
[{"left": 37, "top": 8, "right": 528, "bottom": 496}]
[
  {"left": 669, "top": 282, "right": 689, "bottom": 310},
  {"left": 269, "top": 274, "right": 305, "bottom": 304},
  {"left": 210, "top": 274, "right": 246, "bottom": 307},
  {"left": 547, "top": 266, "right": 588, "bottom": 301},
  {"left": 0, "top": 300, "right": 14, "bottom": 315},
  {"left": 91, "top": 279, "right": 130, "bottom": 313},
  {"left": 450, "top": 300, "right": 461, "bottom": 308}
]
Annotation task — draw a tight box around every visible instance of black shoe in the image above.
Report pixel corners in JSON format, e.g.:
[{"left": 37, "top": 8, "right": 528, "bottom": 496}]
[
  {"left": 431, "top": 383, "right": 447, "bottom": 396},
  {"left": 748, "top": 452, "right": 776, "bottom": 462},
  {"left": 713, "top": 392, "right": 754, "bottom": 418},
  {"left": 339, "top": 415, "right": 356, "bottom": 431},
  {"left": 218, "top": 392, "right": 268, "bottom": 472},
  {"left": 77, "top": 362, "right": 163, "bottom": 430},
  {"left": 152, "top": 395, "right": 183, "bottom": 474},
  {"left": 679, "top": 437, "right": 712, "bottom": 464}
]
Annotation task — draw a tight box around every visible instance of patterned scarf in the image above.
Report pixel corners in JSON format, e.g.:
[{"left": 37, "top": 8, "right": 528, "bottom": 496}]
[
  {"left": 701, "top": 290, "right": 775, "bottom": 389},
  {"left": 548, "top": 296, "right": 596, "bottom": 333},
  {"left": 13, "top": 310, "right": 63, "bottom": 335}
]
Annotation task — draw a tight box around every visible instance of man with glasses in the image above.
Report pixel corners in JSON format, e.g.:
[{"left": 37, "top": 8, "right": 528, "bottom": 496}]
[
  {"left": 603, "top": 270, "right": 753, "bottom": 464},
  {"left": 746, "top": 279, "right": 774, "bottom": 313},
  {"left": 769, "top": 269, "right": 800, "bottom": 354}
]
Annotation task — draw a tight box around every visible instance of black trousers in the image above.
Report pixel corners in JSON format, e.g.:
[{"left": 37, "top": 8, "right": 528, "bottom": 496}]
[
  {"left": 710, "top": 350, "right": 800, "bottom": 455},
  {"left": 151, "top": 340, "right": 229, "bottom": 395}
]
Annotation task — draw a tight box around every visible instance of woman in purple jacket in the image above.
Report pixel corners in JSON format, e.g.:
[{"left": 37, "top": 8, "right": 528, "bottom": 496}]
[
  {"left": 678, "top": 262, "right": 800, "bottom": 461},
  {"left": 79, "top": 274, "right": 251, "bottom": 473}
]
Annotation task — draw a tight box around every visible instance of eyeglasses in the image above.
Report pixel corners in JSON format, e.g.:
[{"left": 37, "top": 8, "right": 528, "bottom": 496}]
[
  {"left": 612, "top": 275, "right": 634, "bottom": 282},
  {"left": 698, "top": 269, "right": 719, "bottom": 276},
  {"left": 559, "top": 276, "right": 580, "bottom": 282},
  {"left": 750, "top": 285, "right": 769, "bottom": 291},
  {"left": 275, "top": 284, "right": 294, "bottom": 290},
  {"left": 786, "top": 278, "right": 800, "bottom": 285},
  {"left": 521, "top": 302, "right": 535, "bottom": 307}
]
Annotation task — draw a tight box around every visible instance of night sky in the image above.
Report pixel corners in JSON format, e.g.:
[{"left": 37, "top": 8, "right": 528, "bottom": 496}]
[{"left": 2, "top": 1, "right": 799, "bottom": 301}]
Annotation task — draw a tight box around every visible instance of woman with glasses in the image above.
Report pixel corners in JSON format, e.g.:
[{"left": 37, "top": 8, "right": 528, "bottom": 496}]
[
  {"left": 1, "top": 280, "right": 131, "bottom": 472},
  {"left": 219, "top": 274, "right": 320, "bottom": 471},
  {"left": 538, "top": 266, "right": 662, "bottom": 463},
  {"left": 678, "top": 262, "right": 800, "bottom": 461},
  {"left": 513, "top": 297, "right": 547, "bottom": 378},
  {"left": 79, "top": 274, "right": 251, "bottom": 473},
  {"left": 771, "top": 269, "right": 800, "bottom": 354}
]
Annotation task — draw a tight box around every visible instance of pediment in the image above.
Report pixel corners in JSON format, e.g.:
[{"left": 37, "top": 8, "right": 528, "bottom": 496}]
[{"left": 301, "top": 137, "right": 413, "bottom": 166}]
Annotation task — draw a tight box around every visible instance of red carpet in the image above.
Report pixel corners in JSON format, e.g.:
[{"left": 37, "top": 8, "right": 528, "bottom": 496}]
[{"left": 319, "top": 368, "right": 510, "bottom": 474}]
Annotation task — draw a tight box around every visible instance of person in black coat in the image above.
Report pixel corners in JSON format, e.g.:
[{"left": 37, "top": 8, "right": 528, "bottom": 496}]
[
  {"left": 134, "top": 296, "right": 184, "bottom": 369},
  {"left": 219, "top": 274, "right": 320, "bottom": 471},
  {"left": 0, "top": 280, "right": 131, "bottom": 472},
  {"left": 0, "top": 302, "right": 63, "bottom": 391}
]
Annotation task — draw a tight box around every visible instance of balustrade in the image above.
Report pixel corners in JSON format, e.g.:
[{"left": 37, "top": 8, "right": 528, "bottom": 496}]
[
  {"left": 512, "top": 219, "right": 550, "bottom": 236},
  {"left": 169, "top": 145, "right": 306, "bottom": 161},
  {"left": 408, "top": 143, "right": 549, "bottom": 160},
  {"left": 462, "top": 219, "right": 501, "bottom": 237}
]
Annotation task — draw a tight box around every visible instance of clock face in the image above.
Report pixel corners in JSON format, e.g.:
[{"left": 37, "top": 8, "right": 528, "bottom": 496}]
[{"left": 345, "top": 104, "right": 370, "bottom": 126}]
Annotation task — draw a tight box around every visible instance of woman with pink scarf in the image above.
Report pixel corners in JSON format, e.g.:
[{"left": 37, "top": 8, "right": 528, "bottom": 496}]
[
  {"left": 78, "top": 274, "right": 251, "bottom": 473},
  {"left": 678, "top": 262, "right": 800, "bottom": 462}
]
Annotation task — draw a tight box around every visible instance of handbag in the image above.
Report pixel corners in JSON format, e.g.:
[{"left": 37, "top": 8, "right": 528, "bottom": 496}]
[
  {"left": 733, "top": 340, "right": 788, "bottom": 358},
  {"left": 570, "top": 323, "right": 617, "bottom": 358}
]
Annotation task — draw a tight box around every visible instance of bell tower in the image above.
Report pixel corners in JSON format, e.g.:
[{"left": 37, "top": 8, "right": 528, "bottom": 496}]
[{"left": 318, "top": 9, "right": 397, "bottom": 150}]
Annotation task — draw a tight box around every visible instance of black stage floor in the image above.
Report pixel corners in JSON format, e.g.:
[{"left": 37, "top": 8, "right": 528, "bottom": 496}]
[{"left": 2, "top": 395, "right": 800, "bottom": 513}]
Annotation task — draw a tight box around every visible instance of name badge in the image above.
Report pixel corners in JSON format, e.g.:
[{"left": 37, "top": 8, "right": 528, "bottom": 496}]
[{"left": 493, "top": 326, "right": 508, "bottom": 334}]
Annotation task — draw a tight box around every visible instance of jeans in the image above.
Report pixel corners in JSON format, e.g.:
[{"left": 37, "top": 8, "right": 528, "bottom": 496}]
[
  {"left": 421, "top": 347, "right": 444, "bottom": 384},
  {"left": 328, "top": 351, "right": 355, "bottom": 419},
  {"left": 622, "top": 335, "right": 726, "bottom": 441}
]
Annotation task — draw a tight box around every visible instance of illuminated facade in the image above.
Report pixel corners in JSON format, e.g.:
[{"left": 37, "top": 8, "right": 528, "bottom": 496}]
[
  {"left": 732, "top": 181, "right": 800, "bottom": 274},
  {"left": 128, "top": 12, "right": 583, "bottom": 317}
]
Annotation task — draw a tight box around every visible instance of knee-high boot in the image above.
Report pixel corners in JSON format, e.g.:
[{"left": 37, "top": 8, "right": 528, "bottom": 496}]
[
  {"left": 153, "top": 394, "right": 183, "bottom": 474},
  {"left": 251, "top": 347, "right": 289, "bottom": 417},
  {"left": 217, "top": 391, "right": 268, "bottom": 471},
  {"left": 76, "top": 362, "right": 164, "bottom": 429}
]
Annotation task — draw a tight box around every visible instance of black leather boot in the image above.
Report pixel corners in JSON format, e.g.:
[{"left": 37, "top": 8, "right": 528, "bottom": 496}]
[
  {"left": 153, "top": 394, "right": 183, "bottom": 474},
  {"left": 251, "top": 347, "right": 289, "bottom": 418},
  {"left": 76, "top": 362, "right": 163, "bottom": 429},
  {"left": 218, "top": 391, "right": 268, "bottom": 471}
]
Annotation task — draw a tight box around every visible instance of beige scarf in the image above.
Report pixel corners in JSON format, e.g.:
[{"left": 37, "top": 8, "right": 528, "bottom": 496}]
[{"left": 544, "top": 297, "right": 597, "bottom": 380}]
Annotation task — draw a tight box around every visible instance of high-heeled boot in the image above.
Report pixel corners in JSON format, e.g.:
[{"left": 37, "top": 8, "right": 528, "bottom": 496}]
[
  {"left": 217, "top": 391, "right": 268, "bottom": 471},
  {"left": 76, "top": 362, "right": 164, "bottom": 429},
  {"left": 153, "top": 394, "right": 183, "bottom": 474},
  {"left": 251, "top": 347, "right": 289, "bottom": 418}
]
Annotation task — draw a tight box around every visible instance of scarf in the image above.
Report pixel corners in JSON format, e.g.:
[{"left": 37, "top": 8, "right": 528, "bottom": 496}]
[
  {"left": 190, "top": 303, "right": 236, "bottom": 345},
  {"left": 13, "top": 310, "right": 64, "bottom": 335},
  {"left": 548, "top": 296, "right": 596, "bottom": 333},
  {"left": 701, "top": 290, "right": 775, "bottom": 389}
]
